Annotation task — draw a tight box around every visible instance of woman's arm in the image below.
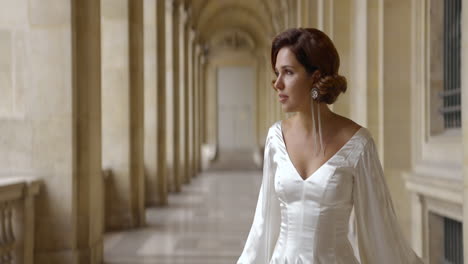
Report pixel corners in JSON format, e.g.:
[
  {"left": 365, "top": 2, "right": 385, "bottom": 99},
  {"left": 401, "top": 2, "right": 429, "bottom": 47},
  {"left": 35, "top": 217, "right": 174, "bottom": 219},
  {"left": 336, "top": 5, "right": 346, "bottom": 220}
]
[
  {"left": 352, "top": 138, "right": 423, "bottom": 264},
  {"left": 237, "top": 126, "right": 280, "bottom": 264}
]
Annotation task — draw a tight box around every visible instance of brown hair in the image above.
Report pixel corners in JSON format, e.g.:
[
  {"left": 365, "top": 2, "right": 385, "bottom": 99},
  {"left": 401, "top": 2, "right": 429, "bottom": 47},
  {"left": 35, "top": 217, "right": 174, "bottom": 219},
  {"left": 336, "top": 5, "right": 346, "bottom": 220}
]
[{"left": 271, "top": 28, "right": 347, "bottom": 104}]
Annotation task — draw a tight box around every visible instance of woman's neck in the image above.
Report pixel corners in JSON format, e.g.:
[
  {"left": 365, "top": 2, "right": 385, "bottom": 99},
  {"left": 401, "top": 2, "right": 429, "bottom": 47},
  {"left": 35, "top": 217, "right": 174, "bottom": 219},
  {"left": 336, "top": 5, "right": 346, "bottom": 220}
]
[{"left": 293, "top": 103, "right": 336, "bottom": 135}]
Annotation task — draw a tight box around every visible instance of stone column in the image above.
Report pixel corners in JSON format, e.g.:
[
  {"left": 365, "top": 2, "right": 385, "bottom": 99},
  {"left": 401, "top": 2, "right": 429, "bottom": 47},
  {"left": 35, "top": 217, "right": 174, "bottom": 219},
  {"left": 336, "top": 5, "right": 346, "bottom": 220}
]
[
  {"left": 274, "top": 48, "right": 283, "bottom": 122},
  {"left": 187, "top": 29, "right": 195, "bottom": 180},
  {"left": 297, "top": 0, "right": 305, "bottom": 26},
  {"left": 156, "top": 0, "right": 168, "bottom": 205},
  {"left": 195, "top": 40, "right": 199, "bottom": 175},
  {"left": 205, "top": 59, "right": 218, "bottom": 150},
  {"left": 325, "top": 0, "right": 334, "bottom": 38},
  {"left": 178, "top": 4, "right": 188, "bottom": 185},
  {"left": 317, "top": 0, "right": 325, "bottom": 30},
  {"left": 462, "top": 0, "right": 468, "bottom": 259},
  {"left": 196, "top": 46, "right": 204, "bottom": 173},
  {"left": 200, "top": 54, "right": 207, "bottom": 150},
  {"left": 0, "top": 0, "right": 103, "bottom": 262},
  {"left": 365, "top": 0, "right": 384, "bottom": 151},
  {"left": 101, "top": 0, "right": 144, "bottom": 229},
  {"left": 349, "top": 0, "right": 368, "bottom": 126},
  {"left": 171, "top": 0, "right": 182, "bottom": 192},
  {"left": 143, "top": 0, "right": 159, "bottom": 205},
  {"left": 183, "top": 16, "right": 191, "bottom": 183},
  {"left": 164, "top": 0, "right": 175, "bottom": 191},
  {"left": 129, "top": 0, "right": 145, "bottom": 226},
  {"left": 261, "top": 47, "right": 272, "bottom": 128},
  {"left": 331, "top": 0, "right": 352, "bottom": 117},
  {"left": 266, "top": 51, "right": 276, "bottom": 127},
  {"left": 333, "top": 0, "right": 384, "bottom": 153},
  {"left": 263, "top": 52, "right": 270, "bottom": 128},
  {"left": 306, "top": 0, "right": 319, "bottom": 28},
  {"left": 193, "top": 43, "right": 200, "bottom": 176},
  {"left": 72, "top": 1, "right": 104, "bottom": 262},
  {"left": 256, "top": 55, "right": 265, "bottom": 142},
  {"left": 381, "top": 0, "right": 413, "bottom": 239},
  {"left": 197, "top": 45, "right": 204, "bottom": 173},
  {"left": 273, "top": 56, "right": 281, "bottom": 124}
]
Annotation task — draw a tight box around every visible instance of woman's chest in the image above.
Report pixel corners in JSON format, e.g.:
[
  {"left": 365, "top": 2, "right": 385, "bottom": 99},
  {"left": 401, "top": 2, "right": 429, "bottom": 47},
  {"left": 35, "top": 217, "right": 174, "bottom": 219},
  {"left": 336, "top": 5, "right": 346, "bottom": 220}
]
[{"left": 273, "top": 157, "right": 355, "bottom": 206}]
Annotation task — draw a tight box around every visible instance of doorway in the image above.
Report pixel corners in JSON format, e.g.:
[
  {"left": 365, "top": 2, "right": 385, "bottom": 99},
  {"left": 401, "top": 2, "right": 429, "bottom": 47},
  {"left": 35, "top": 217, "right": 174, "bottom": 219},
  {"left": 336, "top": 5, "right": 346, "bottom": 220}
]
[{"left": 216, "top": 66, "right": 256, "bottom": 160}]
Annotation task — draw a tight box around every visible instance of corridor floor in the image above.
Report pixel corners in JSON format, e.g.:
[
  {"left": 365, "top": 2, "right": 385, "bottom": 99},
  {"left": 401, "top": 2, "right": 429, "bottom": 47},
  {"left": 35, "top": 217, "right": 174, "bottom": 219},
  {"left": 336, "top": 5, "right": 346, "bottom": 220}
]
[{"left": 104, "top": 169, "right": 262, "bottom": 264}]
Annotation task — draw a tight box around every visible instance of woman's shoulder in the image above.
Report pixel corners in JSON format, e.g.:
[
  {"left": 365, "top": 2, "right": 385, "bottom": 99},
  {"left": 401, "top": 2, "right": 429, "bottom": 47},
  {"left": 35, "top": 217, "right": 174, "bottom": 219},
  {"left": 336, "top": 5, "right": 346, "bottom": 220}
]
[
  {"left": 332, "top": 115, "right": 363, "bottom": 136},
  {"left": 263, "top": 120, "right": 284, "bottom": 144},
  {"left": 268, "top": 117, "right": 293, "bottom": 140},
  {"left": 268, "top": 119, "right": 286, "bottom": 133},
  {"left": 272, "top": 115, "right": 296, "bottom": 130},
  {"left": 332, "top": 115, "right": 375, "bottom": 150}
]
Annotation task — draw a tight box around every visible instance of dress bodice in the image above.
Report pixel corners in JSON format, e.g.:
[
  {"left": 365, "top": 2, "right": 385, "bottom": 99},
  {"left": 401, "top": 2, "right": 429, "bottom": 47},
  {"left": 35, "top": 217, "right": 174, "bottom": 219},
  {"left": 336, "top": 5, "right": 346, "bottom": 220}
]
[
  {"left": 237, "top": 121, "right": 424, "bottom": 264},
  {"left": 271, "top": 121, "right": 362, "bottom": 263}
]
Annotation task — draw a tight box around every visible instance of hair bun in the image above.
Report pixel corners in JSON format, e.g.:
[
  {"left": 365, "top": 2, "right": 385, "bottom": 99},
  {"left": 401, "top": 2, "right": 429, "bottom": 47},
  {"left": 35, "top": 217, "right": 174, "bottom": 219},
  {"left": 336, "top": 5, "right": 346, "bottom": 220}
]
[{"left": 313, "top": 74, "right": 347, "bottom": 104}]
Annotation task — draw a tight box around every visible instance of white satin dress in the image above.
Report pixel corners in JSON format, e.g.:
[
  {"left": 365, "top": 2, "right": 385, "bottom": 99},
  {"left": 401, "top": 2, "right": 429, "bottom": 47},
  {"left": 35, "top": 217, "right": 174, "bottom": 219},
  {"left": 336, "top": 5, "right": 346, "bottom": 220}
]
[{"left": 237, "top": 121, "right": 424, "bottom": 264}]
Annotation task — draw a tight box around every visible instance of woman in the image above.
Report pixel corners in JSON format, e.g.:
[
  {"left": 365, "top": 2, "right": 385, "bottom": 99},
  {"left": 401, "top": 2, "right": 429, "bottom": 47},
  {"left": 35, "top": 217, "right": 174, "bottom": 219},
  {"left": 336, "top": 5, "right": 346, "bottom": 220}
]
[{"left": 237, "top": 28, "right": 423, "bottom": 264}]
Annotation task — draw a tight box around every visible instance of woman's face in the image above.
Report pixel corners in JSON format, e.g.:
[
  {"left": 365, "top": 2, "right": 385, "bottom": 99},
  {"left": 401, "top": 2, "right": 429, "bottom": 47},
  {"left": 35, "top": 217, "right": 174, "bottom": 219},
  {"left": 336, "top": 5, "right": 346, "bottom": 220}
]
[{"left": 274, "top": 47, "right": 314, "bottom": 113}]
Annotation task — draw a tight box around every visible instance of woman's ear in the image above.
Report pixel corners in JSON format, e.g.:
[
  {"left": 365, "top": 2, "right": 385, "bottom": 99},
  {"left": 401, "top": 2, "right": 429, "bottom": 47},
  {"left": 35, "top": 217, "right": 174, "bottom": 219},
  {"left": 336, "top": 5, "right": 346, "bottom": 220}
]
[
  {"left": 312, "top": 70, "right": 321, "bottom": 81},
  {"left": 309, "top": 70, "right": 321, "bottom": 88}
]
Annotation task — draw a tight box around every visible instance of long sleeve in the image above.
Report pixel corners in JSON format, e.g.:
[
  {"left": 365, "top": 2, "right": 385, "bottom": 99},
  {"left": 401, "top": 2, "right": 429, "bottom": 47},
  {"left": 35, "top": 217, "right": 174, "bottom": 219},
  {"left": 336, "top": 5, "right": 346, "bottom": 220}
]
[
  {"left": 351, "top": 138, "right": 423, "bottom": 264},
  {"left": 237, "top": 128, "right": 281, "bottom": 264}
]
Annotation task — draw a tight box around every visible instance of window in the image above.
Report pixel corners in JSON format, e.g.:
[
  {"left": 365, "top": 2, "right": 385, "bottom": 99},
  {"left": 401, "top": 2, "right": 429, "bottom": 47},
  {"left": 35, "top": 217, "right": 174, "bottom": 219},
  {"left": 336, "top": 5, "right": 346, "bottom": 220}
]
[
  {"left": 444, "top": 217, "right": 463, "bottom": 264},
  {"left": 440, "top": 0, "right": 462, "bottom": 129},
  {"left": 430, "top": 0, "right": 462, "bottom": 135}
]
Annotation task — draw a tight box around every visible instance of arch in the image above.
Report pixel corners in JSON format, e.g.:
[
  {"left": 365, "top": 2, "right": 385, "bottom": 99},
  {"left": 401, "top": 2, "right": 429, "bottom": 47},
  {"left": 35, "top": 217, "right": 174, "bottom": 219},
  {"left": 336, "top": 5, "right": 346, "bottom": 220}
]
[
  {"left": 196, "top": 1, "right": 274, "bottom": 35},
  {"left": 208, "top": 28, "right": 256, "bottom": 51},
  {"left": 197, "top": 6, "right": 272, "bottom": 43},
  {"left": 205, "top": 25, "right": 266, "bottom": 51},
  {"left": 198, "top": 13, "right": 270, "bottom": 49}
]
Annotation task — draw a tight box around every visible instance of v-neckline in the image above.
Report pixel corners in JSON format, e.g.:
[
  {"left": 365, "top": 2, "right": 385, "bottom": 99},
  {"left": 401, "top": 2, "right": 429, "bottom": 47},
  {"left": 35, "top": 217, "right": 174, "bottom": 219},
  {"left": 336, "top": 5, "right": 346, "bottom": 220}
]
[{"left": 279, "top": 120, "right": 363, "bottom": 182}]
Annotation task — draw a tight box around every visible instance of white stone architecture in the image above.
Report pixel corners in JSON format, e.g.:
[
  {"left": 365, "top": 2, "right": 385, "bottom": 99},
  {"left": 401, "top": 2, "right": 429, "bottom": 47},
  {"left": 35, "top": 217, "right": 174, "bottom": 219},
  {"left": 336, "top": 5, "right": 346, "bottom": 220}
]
[{"left": 0, "top": 0, "right": 467, "bottom": 263}]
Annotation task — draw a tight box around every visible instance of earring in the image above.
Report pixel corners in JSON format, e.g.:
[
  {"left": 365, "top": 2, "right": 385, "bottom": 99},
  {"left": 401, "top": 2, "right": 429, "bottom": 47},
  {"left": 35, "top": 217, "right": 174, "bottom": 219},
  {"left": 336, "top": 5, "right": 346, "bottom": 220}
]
[{"left": 311, "top": 88, "right": 319, "bottom": 100}]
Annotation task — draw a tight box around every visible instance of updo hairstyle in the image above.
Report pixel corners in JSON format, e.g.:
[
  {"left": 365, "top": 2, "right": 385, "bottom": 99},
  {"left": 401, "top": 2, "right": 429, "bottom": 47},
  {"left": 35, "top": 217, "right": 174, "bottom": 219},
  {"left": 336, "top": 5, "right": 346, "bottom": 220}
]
[{"left": 271, "top": 28, "right": 347, "bottom": 104}]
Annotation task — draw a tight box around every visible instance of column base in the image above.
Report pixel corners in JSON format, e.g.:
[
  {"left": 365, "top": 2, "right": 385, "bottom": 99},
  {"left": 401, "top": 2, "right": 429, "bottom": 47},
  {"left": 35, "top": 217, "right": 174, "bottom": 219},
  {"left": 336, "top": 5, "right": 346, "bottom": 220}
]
[{"left": 35, "top": 241, "right": 103, "bottom": 264}]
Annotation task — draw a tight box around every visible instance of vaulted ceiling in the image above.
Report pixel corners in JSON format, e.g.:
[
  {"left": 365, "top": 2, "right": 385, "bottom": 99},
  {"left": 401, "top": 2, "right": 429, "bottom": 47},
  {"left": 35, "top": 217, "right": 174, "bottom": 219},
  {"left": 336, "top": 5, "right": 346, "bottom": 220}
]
[{"left": 186, "top": 0, "right": 296, "bottom": 54}]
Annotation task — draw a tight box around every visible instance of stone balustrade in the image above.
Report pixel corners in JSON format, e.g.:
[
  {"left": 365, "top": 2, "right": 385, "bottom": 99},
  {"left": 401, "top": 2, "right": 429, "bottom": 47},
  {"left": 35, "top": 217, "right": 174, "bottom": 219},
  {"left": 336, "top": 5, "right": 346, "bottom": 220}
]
[{"left": 0, "top": 178, "right": 40, "bottom": 264}]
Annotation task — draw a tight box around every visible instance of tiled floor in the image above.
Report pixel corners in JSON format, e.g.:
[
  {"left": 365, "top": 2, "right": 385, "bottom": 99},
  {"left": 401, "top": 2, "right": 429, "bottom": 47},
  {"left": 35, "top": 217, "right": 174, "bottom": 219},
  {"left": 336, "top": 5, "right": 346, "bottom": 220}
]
[{"left": 104, "top": 169, "right": 262, "bottom": 264}]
